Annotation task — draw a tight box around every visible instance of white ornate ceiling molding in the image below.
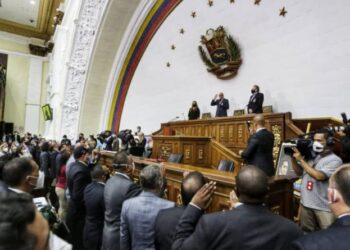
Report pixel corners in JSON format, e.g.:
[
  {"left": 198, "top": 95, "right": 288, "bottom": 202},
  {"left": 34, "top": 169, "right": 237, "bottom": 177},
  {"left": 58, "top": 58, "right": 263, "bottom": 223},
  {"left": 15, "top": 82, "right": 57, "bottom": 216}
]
[
  {"left": 99, "top": 0, "right": 157, "bottom": 131},
  {"left": 61, "top": 0, "right": 109, "bottom": 139}
]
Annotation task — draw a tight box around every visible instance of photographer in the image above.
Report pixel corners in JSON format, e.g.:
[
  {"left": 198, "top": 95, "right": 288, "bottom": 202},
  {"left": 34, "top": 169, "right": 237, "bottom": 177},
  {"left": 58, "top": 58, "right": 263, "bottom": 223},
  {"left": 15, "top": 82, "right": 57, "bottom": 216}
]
[{"left": 291, "top": 129, "right": 342, "bottom": 233}]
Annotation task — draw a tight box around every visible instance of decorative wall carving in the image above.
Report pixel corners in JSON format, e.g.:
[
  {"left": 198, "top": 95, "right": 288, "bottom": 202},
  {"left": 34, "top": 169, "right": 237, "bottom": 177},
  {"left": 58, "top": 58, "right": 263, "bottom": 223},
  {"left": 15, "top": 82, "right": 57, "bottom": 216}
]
[
  {"left": 61, "top": 0, "right": 109, "bottom": 139},
  {"left": 272, "top": 124, "right": 282, "bottom": 165}
]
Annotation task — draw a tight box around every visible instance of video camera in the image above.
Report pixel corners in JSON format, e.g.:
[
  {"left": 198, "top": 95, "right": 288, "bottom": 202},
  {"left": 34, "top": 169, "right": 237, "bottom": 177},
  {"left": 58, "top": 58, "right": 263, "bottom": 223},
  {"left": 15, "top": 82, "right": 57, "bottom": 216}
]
[{"left": 283, "top": 138, "right": 315, "bottom": 160}]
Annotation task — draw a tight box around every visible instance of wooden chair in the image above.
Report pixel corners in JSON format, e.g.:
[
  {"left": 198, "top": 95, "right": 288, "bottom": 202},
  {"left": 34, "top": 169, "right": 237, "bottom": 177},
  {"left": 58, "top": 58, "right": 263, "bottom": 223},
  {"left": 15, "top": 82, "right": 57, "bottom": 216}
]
[
  {"left": 168, "top": 153, "right": 183, "bottom": 163},
  {"left": 233, "top": 109, "right": 245, "bottom": 116},
  {"left": 263, "top": 105, "right": 273, "bottom": 113},
  {"left": 217, "top": 160, "right": 234, "bottom": 172},
  {"left": 201, "top": 113, "right": 212, "bottom": 119}
]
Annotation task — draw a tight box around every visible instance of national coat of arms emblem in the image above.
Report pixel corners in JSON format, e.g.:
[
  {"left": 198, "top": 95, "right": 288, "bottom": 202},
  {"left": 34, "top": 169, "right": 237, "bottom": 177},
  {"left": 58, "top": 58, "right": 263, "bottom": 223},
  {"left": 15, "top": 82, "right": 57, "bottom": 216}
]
[{"left": 199, "top": 26, "right": 242, "bottom": 80}]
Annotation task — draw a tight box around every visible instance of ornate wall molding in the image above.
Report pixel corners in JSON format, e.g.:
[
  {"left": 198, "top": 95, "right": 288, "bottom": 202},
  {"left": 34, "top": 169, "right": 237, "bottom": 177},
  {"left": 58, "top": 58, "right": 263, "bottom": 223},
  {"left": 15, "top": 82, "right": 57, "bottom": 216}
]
[
  {"left": 99, "top": 0, "right": 157, "bottom": 131},
  {"left": 61, "top": 0, "right": 109, "bottom": 139}
]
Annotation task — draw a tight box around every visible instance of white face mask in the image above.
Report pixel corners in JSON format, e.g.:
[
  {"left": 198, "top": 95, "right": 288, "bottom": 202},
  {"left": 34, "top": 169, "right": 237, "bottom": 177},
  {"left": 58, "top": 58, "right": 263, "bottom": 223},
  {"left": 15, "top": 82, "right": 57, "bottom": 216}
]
[{"left": 313, "top": 141, "right": 324, "bottom": 153}]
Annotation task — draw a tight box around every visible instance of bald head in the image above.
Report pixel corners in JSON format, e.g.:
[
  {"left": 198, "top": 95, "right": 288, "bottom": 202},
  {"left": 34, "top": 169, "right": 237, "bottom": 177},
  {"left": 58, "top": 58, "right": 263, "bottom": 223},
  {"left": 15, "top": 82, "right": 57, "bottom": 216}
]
[
  {"left": 236, "top": 165, "right": 268, "bottom": 204},
  {"left": 330, "top": 164, "right": 350, "bottom": 207},
  {"left": 253, "top": 114, "right": 265, "bottom": 127},
  {"left": 181, "top": 172, "right": 206, "bottom": 206}
]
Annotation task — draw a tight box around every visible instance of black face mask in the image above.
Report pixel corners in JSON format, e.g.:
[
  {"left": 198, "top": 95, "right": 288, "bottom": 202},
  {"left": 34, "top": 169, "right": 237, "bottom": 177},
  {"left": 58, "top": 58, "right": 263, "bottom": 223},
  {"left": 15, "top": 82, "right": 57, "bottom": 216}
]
[{"left": 251, "top": 89, "right": 256, "bottom": 94}]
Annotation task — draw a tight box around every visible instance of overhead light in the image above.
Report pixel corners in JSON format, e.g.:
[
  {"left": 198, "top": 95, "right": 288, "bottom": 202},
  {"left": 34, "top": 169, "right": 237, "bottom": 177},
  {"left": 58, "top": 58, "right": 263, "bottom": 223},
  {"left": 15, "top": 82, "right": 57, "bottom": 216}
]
[{"left": 30, "top": 0, "right": 36, "bottom": 5}]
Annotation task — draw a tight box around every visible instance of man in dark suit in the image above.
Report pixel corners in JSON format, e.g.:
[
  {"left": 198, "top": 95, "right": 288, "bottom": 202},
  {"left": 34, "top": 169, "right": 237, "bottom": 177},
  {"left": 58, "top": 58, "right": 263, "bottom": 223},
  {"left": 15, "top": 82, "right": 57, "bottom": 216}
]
[
  {"left": 83, "top": 165, "right": 109, "bottom": 250},
  {"left": 291, "top": 164, "right": 350, "bottom": 250},
  {"left": 210, "top": 92, "right": 229, "bottom": 117},
  {"left": 240, "top": 114, "right": 275, "bottom": 176},
  {"left": 248, "top": 84, "right": 264, "bottom": 114},
  {"left": 173, "top": 166, "right": 303, "bottom": 250},
  {"left": 66, "top": 145, "right": 92, "bottom": 250},
  {"left": 2, "top": 157, "right": 41, "bottom": 194},
  {"left": 102, "top": 152, "right": 142, "bottom": 250},
  {"left": 155, "top": 171, "right": 206, "bottom": 250}
]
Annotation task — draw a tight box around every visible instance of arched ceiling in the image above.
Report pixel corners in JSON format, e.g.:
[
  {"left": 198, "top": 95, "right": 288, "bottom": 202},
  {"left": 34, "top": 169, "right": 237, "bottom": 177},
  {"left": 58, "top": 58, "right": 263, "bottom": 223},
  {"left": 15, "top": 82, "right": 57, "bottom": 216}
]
[{"left": 79, "top": 0, "right": 140, "bottom": 135}]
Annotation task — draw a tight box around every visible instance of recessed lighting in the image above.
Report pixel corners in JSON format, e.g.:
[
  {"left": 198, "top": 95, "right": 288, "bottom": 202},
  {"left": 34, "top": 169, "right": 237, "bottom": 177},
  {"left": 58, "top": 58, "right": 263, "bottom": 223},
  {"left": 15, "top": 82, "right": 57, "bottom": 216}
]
[{"left": 30, "top": 0, "right": 36, "bottom": 5}]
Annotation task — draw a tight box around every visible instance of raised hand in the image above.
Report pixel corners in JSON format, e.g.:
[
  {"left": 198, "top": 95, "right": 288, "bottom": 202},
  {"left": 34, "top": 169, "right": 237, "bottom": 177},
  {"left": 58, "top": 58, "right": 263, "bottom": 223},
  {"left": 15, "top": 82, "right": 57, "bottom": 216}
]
[{"left": 191, "top": 181, "right": 216, "bottom": 210}]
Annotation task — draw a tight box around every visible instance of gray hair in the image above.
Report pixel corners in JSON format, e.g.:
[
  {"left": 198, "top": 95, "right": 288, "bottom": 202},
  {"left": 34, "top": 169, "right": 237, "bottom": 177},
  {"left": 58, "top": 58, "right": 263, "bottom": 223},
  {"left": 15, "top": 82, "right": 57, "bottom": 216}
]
[{"left": 140, "top": 165, "right": 163, "bottom": 191}]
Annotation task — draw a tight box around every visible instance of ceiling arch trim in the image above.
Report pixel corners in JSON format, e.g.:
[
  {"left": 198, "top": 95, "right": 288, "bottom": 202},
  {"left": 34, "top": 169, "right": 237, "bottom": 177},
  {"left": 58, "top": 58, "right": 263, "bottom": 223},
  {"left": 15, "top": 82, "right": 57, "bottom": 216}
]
[{"left": 107, "top": 0, "right": 182, "bottom": 132}]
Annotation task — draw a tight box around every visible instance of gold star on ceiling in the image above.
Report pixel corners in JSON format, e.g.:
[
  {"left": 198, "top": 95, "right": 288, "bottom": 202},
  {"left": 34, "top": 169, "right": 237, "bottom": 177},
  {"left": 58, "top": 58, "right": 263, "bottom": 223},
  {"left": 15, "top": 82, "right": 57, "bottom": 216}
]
[
  {"left": 279, "top": 7, "right": 287, "bottom": 17},
  {"left": 208, "top": 0, "right": 213, "bottom": 7},
  {"left": 166, "top": 62, "right": 171, "bottom": 67},
  {"left": 191, "top": 11, "right": 196, "bottom": 18},
  {"left": 180, "top": 28, "right": 185, "bottom": 34},
  {"left": 254, "top": 0, "right": 261, "bottom": 5},
  {"left": 171, "top": 45, "right": 176, "bottom": 50}
]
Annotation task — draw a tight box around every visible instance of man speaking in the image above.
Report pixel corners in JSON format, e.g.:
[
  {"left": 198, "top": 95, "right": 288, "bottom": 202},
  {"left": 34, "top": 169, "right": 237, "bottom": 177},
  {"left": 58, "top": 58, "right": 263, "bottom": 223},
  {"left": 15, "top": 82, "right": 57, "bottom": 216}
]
[{"left": 211, "top": 92, "right": 229, "bottom": 117}]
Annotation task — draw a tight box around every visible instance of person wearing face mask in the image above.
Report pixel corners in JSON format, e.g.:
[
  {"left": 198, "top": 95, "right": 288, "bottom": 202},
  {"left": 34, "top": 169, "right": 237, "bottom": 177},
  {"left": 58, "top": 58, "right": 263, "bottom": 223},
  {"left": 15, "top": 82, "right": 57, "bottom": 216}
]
[
  {"left": 239, "top": 114, "right": 275, "bottom": 176},
  {"left": 291, "top": 129, "right": 343, "bottom": 233},
  {"left": 2, "top": 157, "right": 44, "bottom": 194},
  {"left": 66, "top": 145, "right": 92, "bottom": 250},
  {"left": 211, "top": 92, "right": 229, "bottom": 117},
  {"left": 188, "top": 101, "right": 201, "bottom": 120},
  {"left": 0, "top": 142, "right": 10, "bottom": 157},
  {"left": 290, "top": 164, "right": 350, "bottom": 250},
  {"left": 247, "top": 84, "right": 264, "bottom": 114}
]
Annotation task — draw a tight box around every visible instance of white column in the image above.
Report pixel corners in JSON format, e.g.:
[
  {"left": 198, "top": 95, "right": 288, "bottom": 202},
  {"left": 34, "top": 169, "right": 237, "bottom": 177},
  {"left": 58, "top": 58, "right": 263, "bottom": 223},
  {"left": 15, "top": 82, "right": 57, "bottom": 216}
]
[{"left": 24, "top": 58, "right": 42, "bottom": 134}]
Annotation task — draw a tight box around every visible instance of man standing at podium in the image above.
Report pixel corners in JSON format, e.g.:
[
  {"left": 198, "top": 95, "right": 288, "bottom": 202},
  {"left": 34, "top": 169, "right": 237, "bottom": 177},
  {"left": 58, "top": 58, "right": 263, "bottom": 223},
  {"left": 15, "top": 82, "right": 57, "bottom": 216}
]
[
  {"left": 211, "top": 92, "right": 229, "bottom": 117},
  {"left": 248, "top": 85, "right": 264, "bottom": 114},
  {"left": 239, "top": 114, "right": 275, "bottom": 176}
]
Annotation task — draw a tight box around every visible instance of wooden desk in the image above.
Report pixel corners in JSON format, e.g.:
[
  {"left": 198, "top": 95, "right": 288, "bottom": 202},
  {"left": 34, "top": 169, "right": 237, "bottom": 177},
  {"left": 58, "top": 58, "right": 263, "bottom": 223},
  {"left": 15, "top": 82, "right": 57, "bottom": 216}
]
[{"left": 99, "top": 151, "right": 295, "bottom": 220}]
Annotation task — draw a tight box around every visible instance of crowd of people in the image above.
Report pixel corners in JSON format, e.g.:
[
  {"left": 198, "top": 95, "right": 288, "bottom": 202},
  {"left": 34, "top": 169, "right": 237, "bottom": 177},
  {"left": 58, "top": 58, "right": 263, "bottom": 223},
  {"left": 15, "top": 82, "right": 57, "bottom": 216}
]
[{"left": 0, "top": 117, "right": 350, "bottom": 250}]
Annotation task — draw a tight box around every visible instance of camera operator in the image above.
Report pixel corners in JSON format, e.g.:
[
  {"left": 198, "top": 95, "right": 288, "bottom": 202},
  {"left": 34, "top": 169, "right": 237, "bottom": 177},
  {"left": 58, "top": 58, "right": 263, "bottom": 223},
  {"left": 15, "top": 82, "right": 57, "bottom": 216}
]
[{"left": 291, "top": 129, "right": 343, "bottom": 233}]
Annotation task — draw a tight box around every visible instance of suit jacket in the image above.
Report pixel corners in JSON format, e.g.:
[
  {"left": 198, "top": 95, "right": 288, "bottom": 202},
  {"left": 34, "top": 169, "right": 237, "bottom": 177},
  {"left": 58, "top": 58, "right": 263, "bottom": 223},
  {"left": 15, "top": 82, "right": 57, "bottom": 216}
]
[
  {"left": 49, "top": 150, "right": 59, "bottom": 178},
  {"left": 241, "top": 128, "right": 275, "bottom": 176},
  {"left": 120, "top": 191, "right": 175, "bottom": 250},
  {"left": 84, "top": 181, "right": 105, "bottom": 250},
  {"left": 290, "top": 215, "right": 350, "bottom": 250},
  {"left": 40, "top": 151, "right": 52, "bottom": 178},
  {"left": 67, "top": 161, "right": 92, "bottom": 217},
  {"left": 248, "top": 92, "right": 264, "bottom": 113},
  {"left": 173, "top": 203, "right": 302, "bottom": 250},
  {"left": 155, "top": 206, "right": 185, "bottom": 250},
  {"left": 102, "top": 173, "right": 142, "bottom": 250},
  {"left": 211, "top": 98, "right": 229, "bottom": 117}
]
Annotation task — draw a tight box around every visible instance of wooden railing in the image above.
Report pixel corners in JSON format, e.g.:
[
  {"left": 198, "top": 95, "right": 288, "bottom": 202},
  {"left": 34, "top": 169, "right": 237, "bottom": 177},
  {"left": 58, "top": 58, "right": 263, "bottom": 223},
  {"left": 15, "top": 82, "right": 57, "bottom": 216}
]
[
  {"left": 209, "top": 138, "right": 242, "bottom": 175},
  {"left": 99, "top": 151, "right": 295, "bottom": 220}
]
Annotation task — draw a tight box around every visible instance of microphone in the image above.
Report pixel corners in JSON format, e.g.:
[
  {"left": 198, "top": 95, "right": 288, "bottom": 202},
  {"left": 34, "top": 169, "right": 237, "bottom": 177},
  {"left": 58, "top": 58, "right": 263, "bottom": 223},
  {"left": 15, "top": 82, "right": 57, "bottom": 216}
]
[{"left": 169, "top": 116, "right": 180, "bottom": 122}]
